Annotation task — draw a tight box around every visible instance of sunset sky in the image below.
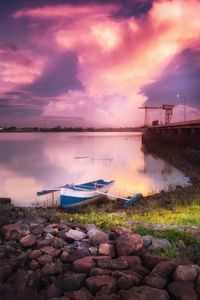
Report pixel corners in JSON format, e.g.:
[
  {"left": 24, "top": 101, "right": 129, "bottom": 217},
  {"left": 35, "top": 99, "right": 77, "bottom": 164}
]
[{"left": 1, "top": 0, "right": 200, "bottom": 127}]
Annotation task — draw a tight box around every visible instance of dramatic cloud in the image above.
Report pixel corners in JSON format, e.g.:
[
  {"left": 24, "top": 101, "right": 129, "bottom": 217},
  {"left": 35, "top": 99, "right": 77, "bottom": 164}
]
[{"left": 1, "top": 0, "right": 200, "bottom": 126}]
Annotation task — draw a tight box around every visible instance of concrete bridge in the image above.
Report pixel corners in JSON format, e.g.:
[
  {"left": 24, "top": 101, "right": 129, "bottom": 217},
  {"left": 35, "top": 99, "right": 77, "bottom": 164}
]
[{"left": 142, "top": 119, "right": 200, "bottom": 149}]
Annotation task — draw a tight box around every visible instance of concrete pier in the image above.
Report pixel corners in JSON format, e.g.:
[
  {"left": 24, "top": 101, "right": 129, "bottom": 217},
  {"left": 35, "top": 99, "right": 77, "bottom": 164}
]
[{"left": 142, "top": 120, "right": 200, "bottom": 149}]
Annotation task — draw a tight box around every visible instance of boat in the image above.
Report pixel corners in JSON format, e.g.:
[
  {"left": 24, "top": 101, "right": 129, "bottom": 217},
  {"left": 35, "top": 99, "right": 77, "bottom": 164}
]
[{"left": 37, "top": 179, "right": 142, "bottom": 208}]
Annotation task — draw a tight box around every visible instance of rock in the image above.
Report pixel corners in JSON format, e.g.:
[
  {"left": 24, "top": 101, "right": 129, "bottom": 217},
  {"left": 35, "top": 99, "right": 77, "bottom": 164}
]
[
  {"left": 152, "top": 260, "right": 176, "bottom": 278},
  {"left": 66, "top": 287, "right": 93, "bottom": 300},
  {"left": 118, "top": 273, "right": 140, "bottom": 290},
  {"left": 46, "top": 283, "right": 63, "bottom": 298},
  {"left": 87, "top": 229, "right": 109, "bottom": 246},
  {"left": 65, "top": 229, "right": 86, "bottom": 241},
  {"left": 72, "top": 256, "right": 96, "bottom": 273},
  {"left": 142, "top": 235, "right": 153, "bottom": 248},
  {"left": 131, "top": 264, "right": 150, "bottom": 278},
  {"left": 0, "top": 265, "right": 12, "bottom": 281},
  {"left": 44, "top": 225, "right": 59, "bottom": 235},
  {"left": 16, "top": 286, "right": 38, "bottom": 300},
  {"left": 148, "top": 238, "right": 171, "bottom": 251},
  {"left": 5, "top": 229, "right": 21, "bottom": 241},
  {"left": 37, "top": 254, "right": 53, "bottom": 265},
  {"left": 52, "top": 237, "right": 66, "bottom": 248},
  {"left": 116, "top": 233, "right": 143, "bottom": 256},
  {"left": 29, "top": 249, "right": 42, "bottom": 260},
  {"left": 115, "top": 226, "right": 132, "bottom": 235},
  {"left": 20, "top": 234, "right": 37, "bottom": 248},
  {"left": 95, "top": 294, "right": 120, "bottom": 300},
  {"left": 195, "top": 274, "right": 200, "bottom": 297},
  {"left": 36, "top": 239, "right": 51, "bottom": 248},
  {"left": 124, "top": 255, "right": 141, "bottom": 268},
  {"left": 41, "top": 261, "right": 63, "bottom": 275},
  {"left": 29, "top": 260, "right": 39, "bottom": 270},
  {"left": 173, "top": 265, "right": 199, "bottom": 281},
  {"left": 2, "top": 224, "right": 21, "bottom": 241},
  {"left": 90, "top": 268, "right": 112, "bottom": 276},
  {"left": 60, "top": 251, "right": 70, "bottom": 263},
  {"left": 41, "top": 246, "right": 61, "bottom": 257},
  {"left": 143, "top": 272, "right": 167, "bottom": 289},
  {"left": 34, "top": 216, "right": 47, "bottom": 224},
  {"left": 122, "top": 286, "right": 169, "bottom": 300},
  {"left": 89, "top": 247, "right": 98, "bottom": 255},
  {"left": 97, "top": 257, "right": 129, "bottom": 270},
  {"left": 168, "top": 281, "right": 198, "bottom": 300},
  {"left": 172, "top": 257, "right": 193, "bottom": 265},
  {"left": 30, "top": 223, "right": 44, "bottom": 235},
  {"left": 141, "top": 253, "right": 167, "bottom": 270},
  {"left": 85, "top": 224, "right": 98, "bottom": 232},
  {"left": 55, "top": 273, "right": 87, "bottom": 292},
  {"left": 86, "top": 275, "right": 117, "bottom": 294},
  {"left": 99, "top": 243, "right": 115, "bottom": 257}
]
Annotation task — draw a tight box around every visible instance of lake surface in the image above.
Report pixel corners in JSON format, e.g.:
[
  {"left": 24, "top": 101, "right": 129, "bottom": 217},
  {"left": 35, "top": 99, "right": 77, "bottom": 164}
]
[{"left": 0, "top": 132, "right": 190, "bottom": 206}]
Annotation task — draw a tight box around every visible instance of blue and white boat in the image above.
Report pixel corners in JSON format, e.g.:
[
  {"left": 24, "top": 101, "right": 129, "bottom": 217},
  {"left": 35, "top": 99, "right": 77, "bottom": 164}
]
[{"left": 37, "top": 179, "right": 142, "bottom": 208}]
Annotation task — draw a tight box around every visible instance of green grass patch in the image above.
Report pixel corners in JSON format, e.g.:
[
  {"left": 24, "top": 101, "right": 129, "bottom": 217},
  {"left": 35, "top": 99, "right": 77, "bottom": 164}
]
[
  {"left": 57, "top": 203, "right": 129, "bottom": 229},
  {"left": 129, "top": 196, "right": 200, "bottom": 227}
]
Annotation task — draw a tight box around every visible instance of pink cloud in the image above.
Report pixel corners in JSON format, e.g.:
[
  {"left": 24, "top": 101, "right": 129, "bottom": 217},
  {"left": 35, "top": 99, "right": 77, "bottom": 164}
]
[
  {"left": 14, "top": 0, "right": 200, "bottom": 125},
  {"left": 14, "top": 3, "right": 118, "bottom": 19},
  {"left": 0, "top": 49, "right": 45, "bottom": 89}
]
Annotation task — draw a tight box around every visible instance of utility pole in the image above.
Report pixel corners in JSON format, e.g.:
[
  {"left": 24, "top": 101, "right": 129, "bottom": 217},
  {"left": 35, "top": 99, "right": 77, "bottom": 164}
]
[{"left": 177, "top": 94, "right": 186, "bottom": 122}]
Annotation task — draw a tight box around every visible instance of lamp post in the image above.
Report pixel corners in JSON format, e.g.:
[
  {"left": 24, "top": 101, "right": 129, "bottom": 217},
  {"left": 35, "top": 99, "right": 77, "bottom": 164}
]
[{"left": 177, "top": 94, "right": 186, "bottom": 122}]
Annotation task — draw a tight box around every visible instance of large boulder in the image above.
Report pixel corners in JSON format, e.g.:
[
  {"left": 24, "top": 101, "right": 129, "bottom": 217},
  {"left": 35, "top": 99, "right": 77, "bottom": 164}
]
[
  {"left": 141, "top": 253, "right": 167, "bottom": 270},
  {"left": 20, "top": 234, "right": 37, "bottom": 248},
  {"left": 37, "top": 254, "right": 53, "bottom": 265},
  {"left": 116, "top": 232, "right": 143, "bottom": 256},
  {"left": 173, "top": 265, "right": 199, "bottom": 281},
  {"left": 41, "top": 261, "right": 63, "bottom": 275},
  {"left": 152, "top": 260, "right": 176, "bottom": 278},
  {"left": 87, "top": 229, "right": 109, "bottom": 246},
  {"left": 148, "top": 238, "right": 171, "bottom": 251},
  {"left": 97, "top": 256, "right": 129, "bottom": 270},
  {"left": 65, "top": 229, "right": 86, "bottom": 241},
  {"left": 40, "top": 246, "right": 61, "bottom": 257},
  {"left": 99, "top": 243, "right": 115, "bottom": 257},
  {"left": 168, "top": 281, "right": 198, "bottom": 300},
  {"left": 30, "top": 223, "right": 44, "bottom": 235},
  {"left": 142, "top": 235, "right": 153, "bottom": 248},
  {"left": 72, "top": 256, "right": 96, "bottom": 273},
  {"left": 2, "top": 223, "right": 21, "bottom": 241},
  {"left": 55, "top": 273, "right": 87, "bottom": 292},
  {"left": 143, "top": 272, "right": 167, "bottom": 289},
  {"left": 29, "top": 249, "right": 42, "bottom": 260},
  {"left": 121, "top": 286, "right": 169, "bottom": 300},
  {"left": 86, "top": 275, "right": 117, "bottom": 294}
]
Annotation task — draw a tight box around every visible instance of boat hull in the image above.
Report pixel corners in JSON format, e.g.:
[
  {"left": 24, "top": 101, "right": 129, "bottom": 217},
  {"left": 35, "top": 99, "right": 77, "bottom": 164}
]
[{"left": 60, "top": 180, "right": 114, "bottom": 208}]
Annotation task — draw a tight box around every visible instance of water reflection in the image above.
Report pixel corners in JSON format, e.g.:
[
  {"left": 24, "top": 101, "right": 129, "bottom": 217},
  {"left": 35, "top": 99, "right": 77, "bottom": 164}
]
[{"left": 0, "top": 132, "right": 190, "bottom": 206}]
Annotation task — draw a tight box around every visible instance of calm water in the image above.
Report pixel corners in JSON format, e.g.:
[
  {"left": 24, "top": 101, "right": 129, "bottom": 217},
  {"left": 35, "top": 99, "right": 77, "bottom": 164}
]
[{"left": 0, "top": 132, "right": 190, "bottom": 206}]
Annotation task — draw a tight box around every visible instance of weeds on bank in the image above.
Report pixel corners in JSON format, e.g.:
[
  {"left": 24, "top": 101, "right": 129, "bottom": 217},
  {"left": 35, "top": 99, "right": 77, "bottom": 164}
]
[
  {"left": 129, "top": 196, "right": 200, "bottom": 227},
  {"left": 58, "top": 202, "right": 128, "bottom": 230},
  {"left": 58, "top": 196, "right": 200, "bottom": 229}
]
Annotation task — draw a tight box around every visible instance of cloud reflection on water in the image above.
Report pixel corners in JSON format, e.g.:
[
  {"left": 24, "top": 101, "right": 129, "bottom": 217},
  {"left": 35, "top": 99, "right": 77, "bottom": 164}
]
[{"left": 0, "top": 132, "right": 190, "bottom": 206}]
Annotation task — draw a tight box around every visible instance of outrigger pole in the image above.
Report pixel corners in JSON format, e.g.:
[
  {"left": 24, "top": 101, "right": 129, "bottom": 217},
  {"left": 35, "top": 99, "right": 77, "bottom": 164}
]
[{"left": 95, "top": 190, "right": 143, "bottom": 207}]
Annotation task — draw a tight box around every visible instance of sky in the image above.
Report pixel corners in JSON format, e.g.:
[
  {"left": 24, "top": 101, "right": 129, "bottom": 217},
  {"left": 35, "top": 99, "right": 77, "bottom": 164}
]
[{"left": 0, "top": 0, "right": 200, "bottom": 127}]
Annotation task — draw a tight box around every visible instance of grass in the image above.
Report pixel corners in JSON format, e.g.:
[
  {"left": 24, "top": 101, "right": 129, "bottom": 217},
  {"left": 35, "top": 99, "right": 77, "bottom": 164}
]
[
  {"left": 57, "top": 199, "right": 200, "bottom": 260},
  {"left": 58, "top": 202, "right": 129, "bottom": 230},
  {"left": 58, "top": 196, "right": 200, "bottom": 229},
  {"left": 129, "top": 196, "right": 200, "bottom": 227}
]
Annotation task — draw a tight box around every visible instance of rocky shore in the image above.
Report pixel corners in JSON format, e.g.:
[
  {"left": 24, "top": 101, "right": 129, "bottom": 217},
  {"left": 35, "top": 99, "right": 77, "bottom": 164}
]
[{"left": 0, "top": 199, "right": 200, "bottom": 300}]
